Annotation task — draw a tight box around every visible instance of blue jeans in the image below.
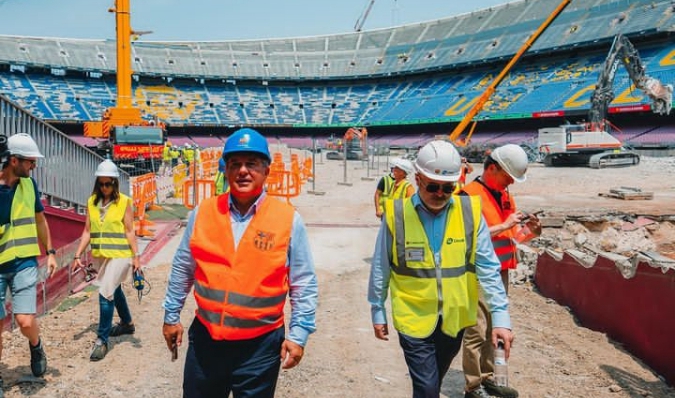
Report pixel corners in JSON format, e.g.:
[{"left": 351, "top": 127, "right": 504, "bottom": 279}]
[
  {"left": 183, "top": 318, "right": 284, "bottom": 398},
  {"left": 97, "top": 286, "right": 132, "bottom": 343},
  {"left": 398, "top": 320, "right": 465, "bottom": 398}
]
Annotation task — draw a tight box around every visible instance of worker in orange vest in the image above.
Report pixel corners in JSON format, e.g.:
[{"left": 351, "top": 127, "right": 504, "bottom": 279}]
[
  {"left": 162, "top": 128, "right": 318, "bottom": 398},
  {"left": 460, "top": 144, "right": 541, "bottom": 398}
]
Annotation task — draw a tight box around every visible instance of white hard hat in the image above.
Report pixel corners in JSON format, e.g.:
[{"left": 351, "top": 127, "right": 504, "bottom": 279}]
[
  {"left": 414, "top": 140, "right": 462, "bottom": 182},
  {"left": 490, "top": 144, "right": 528, "bottom": 183},
  {"left": 95, "top": 159, "right": 120, "bottom": 178},
  {"left": 392, "top": 158, "right": 414, "bottom": 175},
  {"left": 8, "top": 133, "right": 44, "bottom": 158}
]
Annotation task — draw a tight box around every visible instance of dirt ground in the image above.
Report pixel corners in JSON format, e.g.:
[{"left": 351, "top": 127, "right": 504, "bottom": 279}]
[{"left": 1, "top": 153, "right": 673, "bottom": 398}]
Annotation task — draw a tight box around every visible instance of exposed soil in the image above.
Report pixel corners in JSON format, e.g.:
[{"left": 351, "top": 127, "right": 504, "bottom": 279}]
[{"left": 1, "top": 154, "right": 673, "bottom": 397}]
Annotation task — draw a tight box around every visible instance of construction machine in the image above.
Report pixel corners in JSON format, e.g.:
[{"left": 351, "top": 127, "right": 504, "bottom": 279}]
[
  {"left": 83, "top": 0, "right": 164, "bottom": 173},
  {"left": 325, "top": 127, "right": 368, "bottom": 160},
  {"left": 538, "top": 34, "right": 673, "bottom": 168},
  {"left": 446, "top": 0, "right": 571, "bottom": 149}
]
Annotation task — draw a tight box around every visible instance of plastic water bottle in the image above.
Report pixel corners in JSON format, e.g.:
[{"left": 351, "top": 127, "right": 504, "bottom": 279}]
[{"left": 494, "top": 341, "right": 509, "bottom": 387}]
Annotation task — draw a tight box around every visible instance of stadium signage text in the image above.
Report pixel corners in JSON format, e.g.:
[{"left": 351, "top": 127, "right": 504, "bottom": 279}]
[
  {"left": 532, "top": 111, "right": 564, "bottom": 118},
  {"left": 113, "top": 144, "right": 163, "bottom": 159}
]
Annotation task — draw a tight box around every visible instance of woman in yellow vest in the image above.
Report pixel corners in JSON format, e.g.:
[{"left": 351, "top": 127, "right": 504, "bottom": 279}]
[
  {"left": 71, "top": 159, "right": 140, "bottom": 362},
  {"left": 373, "top": 158, "right": 415, "bottom": 218}
]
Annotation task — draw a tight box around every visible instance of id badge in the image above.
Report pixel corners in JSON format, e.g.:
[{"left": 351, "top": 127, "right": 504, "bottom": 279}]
[{"left": 405, "top": 247, "right": 425, "bottom": 262}]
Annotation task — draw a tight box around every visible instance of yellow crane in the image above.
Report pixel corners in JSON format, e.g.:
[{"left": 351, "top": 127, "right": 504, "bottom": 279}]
[
  {"left": 84, "top": 0, "right": 164, "bottom": 166},
  {"left": 448, "top": 0, "right": 571, "bottom": 146}
]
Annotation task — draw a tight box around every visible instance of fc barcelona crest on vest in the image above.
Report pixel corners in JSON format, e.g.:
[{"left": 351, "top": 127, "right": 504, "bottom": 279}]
[{"left": 254, "top": 230, "right": 275, "bottom": 251}]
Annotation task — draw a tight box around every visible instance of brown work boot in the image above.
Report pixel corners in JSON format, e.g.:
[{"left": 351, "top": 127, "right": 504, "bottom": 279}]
[{"left": 482, "top": 378, "right": 519, "bottom": 398}]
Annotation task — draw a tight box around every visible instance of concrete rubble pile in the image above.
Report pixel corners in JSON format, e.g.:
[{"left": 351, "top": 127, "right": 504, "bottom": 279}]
[{"left": 511, "top": 214, "right": 675, "bottom": 285}]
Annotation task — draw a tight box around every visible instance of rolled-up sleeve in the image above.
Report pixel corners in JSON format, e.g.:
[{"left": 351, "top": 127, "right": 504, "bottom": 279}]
[
  {"left": 474, "top": 216, "right": 511, "bottom": 329},
  {"left": 162, "top": 208, "right": 197, "bottom": 325},
  {"left": 287, "top": 212, "right": 318, "bottom": 347}
]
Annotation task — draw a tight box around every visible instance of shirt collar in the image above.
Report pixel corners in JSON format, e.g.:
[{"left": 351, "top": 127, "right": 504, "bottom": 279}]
[{"left": 228, "top": 191, "right": 267, "bottom": 217}]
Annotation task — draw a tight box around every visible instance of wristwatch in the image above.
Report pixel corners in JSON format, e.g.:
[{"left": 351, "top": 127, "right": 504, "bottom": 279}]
[{"left": 46, "top": 249, "right": 56, "bottom": 255}]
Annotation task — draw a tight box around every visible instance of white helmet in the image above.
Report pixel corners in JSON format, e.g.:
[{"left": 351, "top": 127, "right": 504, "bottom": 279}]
[
  {"left": 95, "top": 159, "right": 120, "bottom": 177},
  {"left": 8, "top": 133, "right": 44, "bottom": 158},
  {"left": 490, "top": 144, "right": 528, "bottom": 183},
  {"left": 414, "top": 140, "right": 462, "bottom": 182},
  {"left": 392, "top": 158, "right": 414, "bottom": 175}
]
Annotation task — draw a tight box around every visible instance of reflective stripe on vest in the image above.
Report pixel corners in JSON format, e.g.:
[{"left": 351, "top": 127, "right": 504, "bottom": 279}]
[
  {"left": 0, "top": 178, "right": 41, "bottom": 264},
  {"left": 190, "top": 193, "right": 294, "bottom": 340},
  {"left": 384, "top": 195, "right": 480, "bottom": 338},
  {"left": 462, "top": 181, "right": 518, "bottom": 270},
  {"left": 88, "top": 194, "right": 133, "bottom": 258}
]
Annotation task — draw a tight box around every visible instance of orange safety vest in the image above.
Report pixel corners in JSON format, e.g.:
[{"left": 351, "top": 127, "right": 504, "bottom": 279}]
[
  {"left": 462, "top": 180, "right": 517, "bottom": 270},
  {"left": 190, "top": 193, "right": 295, "bottom": 340}
]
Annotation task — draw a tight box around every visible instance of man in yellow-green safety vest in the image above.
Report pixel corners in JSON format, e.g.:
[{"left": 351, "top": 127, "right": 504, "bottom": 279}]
[
  {"left": 368, "top": 140, "right": 514, "bottom": 398},
  {"left": 214, "top": 157, "right": 229, "bottom": 195},
  {"left": 0, "top": 133, "right": 58, "bottom": 382}
]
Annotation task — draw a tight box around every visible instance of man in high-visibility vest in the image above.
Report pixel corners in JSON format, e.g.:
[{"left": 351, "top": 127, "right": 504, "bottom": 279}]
[
  {"left": 162, "top": 128, "right": 318, "bottom": 398},
  {"left": 373, "top": 158, "right": 415, "bottom": 219},
  {"left": 214, "top": 157, "right": 229, "bottom": 195},
  {"left": 460, "top": 144, "right": 541, "bottom": 398},
  {"left": 0, "top": 133, "right": 58, "bottom": 384},
  {"left": 368, "top": 140, "right": 514, "bottom": 398}
]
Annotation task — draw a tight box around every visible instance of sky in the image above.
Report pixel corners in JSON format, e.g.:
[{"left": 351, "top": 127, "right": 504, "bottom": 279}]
[{"left": 0, "top": 0, "right": 514, "bottom": 41}]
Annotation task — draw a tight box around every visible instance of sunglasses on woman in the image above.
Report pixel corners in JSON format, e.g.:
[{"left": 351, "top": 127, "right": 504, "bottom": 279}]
[{"left": 99, "top": 182, "right": 114, "bottom": 188}]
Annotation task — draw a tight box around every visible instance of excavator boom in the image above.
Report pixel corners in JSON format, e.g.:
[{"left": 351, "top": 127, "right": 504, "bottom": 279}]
[{"left": 540, "top": 34, "right": 673, "bottom": 168}]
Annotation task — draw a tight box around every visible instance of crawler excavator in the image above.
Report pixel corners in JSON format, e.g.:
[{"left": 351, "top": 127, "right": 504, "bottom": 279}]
[{"left": 538, "top": 34, "right": 673, "bottom": 168}]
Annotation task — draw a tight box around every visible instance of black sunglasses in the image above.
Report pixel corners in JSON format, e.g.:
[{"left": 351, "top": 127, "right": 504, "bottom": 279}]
[
  {"left": 17, "top": 157, "right": 37, "bottom": 165},
  {"left": 99, "top": 182, "right": 114, "bottom": 188},
  {"left": 421, "top": 180, "right": 456, "bottom": 194}
]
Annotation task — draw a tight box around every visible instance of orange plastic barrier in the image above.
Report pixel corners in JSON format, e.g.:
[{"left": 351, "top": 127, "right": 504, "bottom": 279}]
[
  {"left": 131, "top": 173, "right": 160, "bottom": 237},
  {"left": 183, "top": 179, "right": 216, "bottom": 209}
]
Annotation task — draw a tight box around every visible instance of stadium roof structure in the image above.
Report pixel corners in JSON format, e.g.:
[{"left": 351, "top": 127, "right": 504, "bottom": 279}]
[{"left": 0, "top": 0, "right": 674, "bottom": 80}]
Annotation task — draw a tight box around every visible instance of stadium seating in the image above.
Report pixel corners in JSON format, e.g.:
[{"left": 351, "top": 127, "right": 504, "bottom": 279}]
[{"left": 0, "top": 0, "right": 674, "bottom": 150}]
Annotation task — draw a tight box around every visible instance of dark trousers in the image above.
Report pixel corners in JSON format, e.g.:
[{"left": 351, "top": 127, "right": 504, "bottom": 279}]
[
  {"left": 183, "top": 318, "right": 284, "bottom": 398},
  {"left": 398, "top": 320, "right": 465, "bottom": 398}
]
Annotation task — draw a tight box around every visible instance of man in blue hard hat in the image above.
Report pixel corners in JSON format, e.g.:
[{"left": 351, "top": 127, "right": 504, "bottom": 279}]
[{"left": 162, "top": 128, "right": 318, "bottom": 398}]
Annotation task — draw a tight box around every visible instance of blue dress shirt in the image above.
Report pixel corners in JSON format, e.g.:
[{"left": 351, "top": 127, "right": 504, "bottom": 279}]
[{"left": 368, "top": 194, "right": 511, "bottom": 331}]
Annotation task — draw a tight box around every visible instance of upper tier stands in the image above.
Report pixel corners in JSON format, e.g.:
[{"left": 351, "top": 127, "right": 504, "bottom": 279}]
[
  {"left": 1, "top": 0, "right": 674, "bottom": 80},
  {"left": 2, "top": 40, "right": 673, "bottom": 126}
]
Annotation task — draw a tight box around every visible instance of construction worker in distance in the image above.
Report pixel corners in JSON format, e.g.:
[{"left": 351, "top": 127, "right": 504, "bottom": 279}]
[
  {"left": 0, "top": 133, "right": 57, "bottom": 386},
  {"left": 460, "top": 144, "right": 541, "bottom": 398},
  {"left": 161, "top": 141, "right": 172, "bottom": 175},
  {"left": 213, "top": 157, "right": 229, "bottom": 195},
  {"left": 373, "top": 157, "right": 415, "bottom": 219},
  {"left": 368, "top": 140, "right": 514, "bottom": 398},
  {"left": 71, "top": 159, "right": 141, "bottom": 361},
  {"left": 162, "top": 127, "right": 318, "bottom": 398}
]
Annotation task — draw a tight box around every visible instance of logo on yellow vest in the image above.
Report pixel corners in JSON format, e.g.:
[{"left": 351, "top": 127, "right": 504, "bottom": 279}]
[
  {"left": 446, "top": 237, "right": 465, "bottom": 245},
  {"left": 254, "top": 230, "right": 275, "bottom": 251}
]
